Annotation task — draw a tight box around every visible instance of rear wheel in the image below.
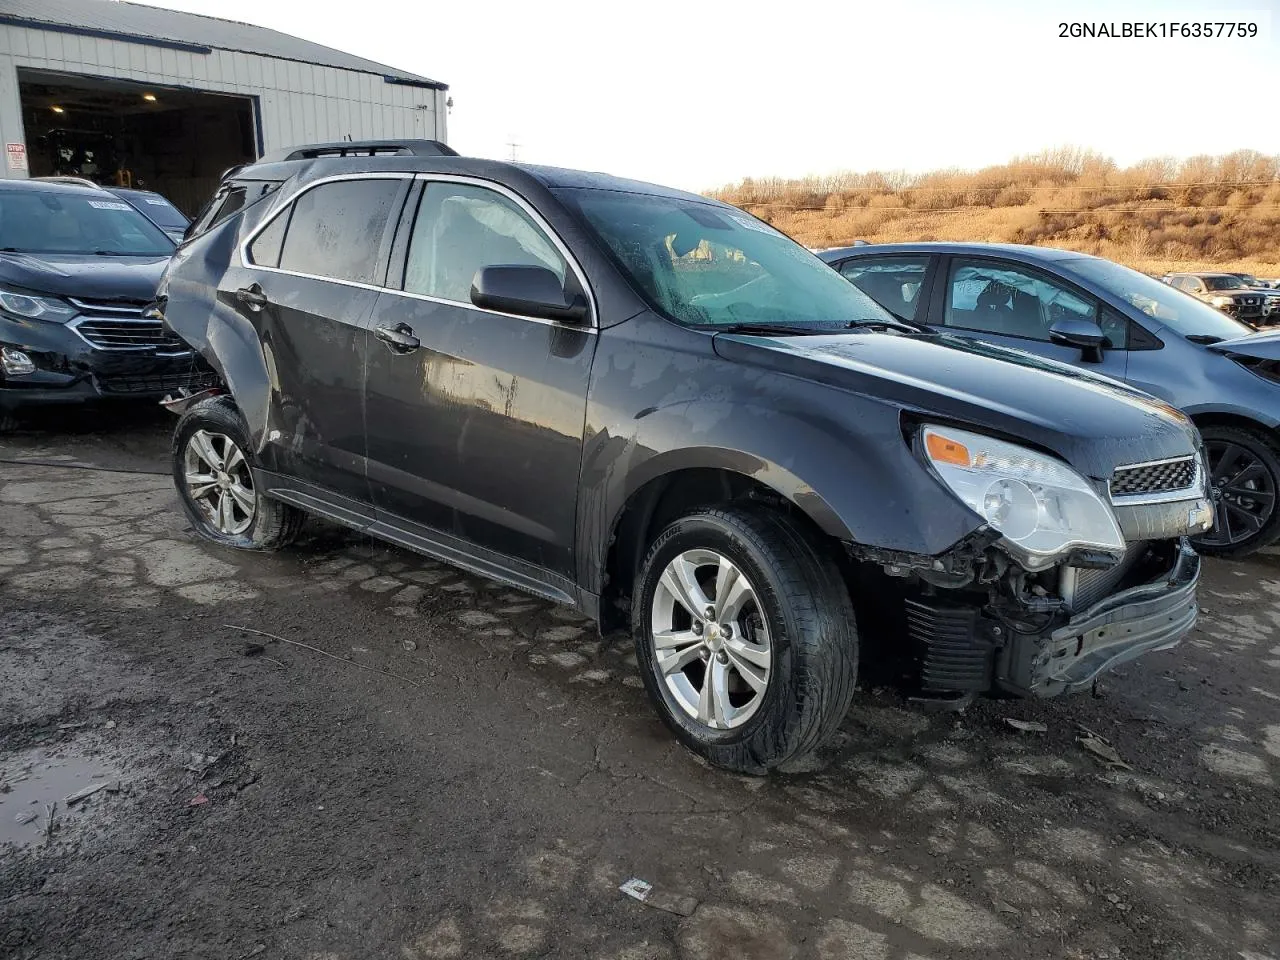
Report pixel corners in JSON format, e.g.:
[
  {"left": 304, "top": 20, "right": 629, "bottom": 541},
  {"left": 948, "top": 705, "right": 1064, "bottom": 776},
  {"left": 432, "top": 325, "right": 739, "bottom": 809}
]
[
  {"left": 1194, "top": 425, "right": 1280, "bottom": 557},
  {"left": 173, "top": 399, "right": 304, "bottom": 551},
  {"left": 633, "top": 505, "right": 857, "bottom": 774}
]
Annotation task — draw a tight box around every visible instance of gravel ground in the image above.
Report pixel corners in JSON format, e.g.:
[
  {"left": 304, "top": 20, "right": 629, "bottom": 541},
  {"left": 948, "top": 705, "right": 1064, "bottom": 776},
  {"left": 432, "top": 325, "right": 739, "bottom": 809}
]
[{"left": 0, "top": 405, "right": 1277, "bottom": 960}]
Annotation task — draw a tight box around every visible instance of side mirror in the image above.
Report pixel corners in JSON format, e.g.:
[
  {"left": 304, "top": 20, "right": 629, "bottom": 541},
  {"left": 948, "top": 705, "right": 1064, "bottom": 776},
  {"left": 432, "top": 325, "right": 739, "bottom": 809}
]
[
  {"left": 1049, "top": 317, "right": 1107, "bottom": 352},
  {"left": 470, "top": 265, "right": 588, "bottom": 324}
]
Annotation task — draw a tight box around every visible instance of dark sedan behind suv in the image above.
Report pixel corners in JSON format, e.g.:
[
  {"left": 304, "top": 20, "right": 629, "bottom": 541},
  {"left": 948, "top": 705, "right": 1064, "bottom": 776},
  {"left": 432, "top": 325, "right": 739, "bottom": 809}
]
[
  {"left": 821, "top": 242, "right": 1280, "bottom": 557},
  {"left": 0, "top": 179, "right": 214, "bottom": 431},
  {"left": 157, "top": 142, "right": 1210, "bottom": 773}
]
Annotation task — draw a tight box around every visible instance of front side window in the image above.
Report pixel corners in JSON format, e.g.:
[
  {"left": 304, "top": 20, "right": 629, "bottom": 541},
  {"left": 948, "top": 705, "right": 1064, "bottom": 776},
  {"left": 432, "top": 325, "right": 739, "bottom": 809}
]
[
  {"left": 404, "top": 182, "right": 567, "bottom": 303},
  {"left": 838, "top": 256, "right": 931, "bottom": 321},
  {"left": 945, "top": 260, "right": 1095, "bottom": 341},
  {"left": 274, "top": 178, "right": 403, "bottom": 285},
  {"left": 559, "top": 188, "right": 894, "bottom": 328},
  {"left": 0, "top": 188, "right": 174, "bottom": 255}
]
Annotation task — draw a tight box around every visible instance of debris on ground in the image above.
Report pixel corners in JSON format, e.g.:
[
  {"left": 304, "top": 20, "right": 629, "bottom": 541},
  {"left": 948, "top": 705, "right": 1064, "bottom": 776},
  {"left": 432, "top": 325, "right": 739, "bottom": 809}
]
[
  {"left": 224, "top": 623, "right": 422, "bottom": 688},
  {"left": 1005, "top": 718, "right": 1048, "bottom": 734},
  {"left": 15, "top": 809, "right": 38, "bottom": 825},
  {"left": 994, "top": 899, "right": 1020, "bottom": 915},
  {"left": 64, "top": 782, "right": 108, "bottom": 805},
  {"left": 619, "top": 877, "right": 699, "bottom": 917},
  {"left": 189, "top": 794, "right": 209, "bottom": 807},
  {"left": 1078, "top": 734, "right": 1133, "bottom": 771}
]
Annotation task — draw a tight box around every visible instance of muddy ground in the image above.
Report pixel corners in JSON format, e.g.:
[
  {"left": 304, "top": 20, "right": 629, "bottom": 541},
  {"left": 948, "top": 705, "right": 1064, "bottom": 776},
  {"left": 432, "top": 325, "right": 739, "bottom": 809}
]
[{"left": 0, "top": 406, "right": 1277, "bottom": 960}]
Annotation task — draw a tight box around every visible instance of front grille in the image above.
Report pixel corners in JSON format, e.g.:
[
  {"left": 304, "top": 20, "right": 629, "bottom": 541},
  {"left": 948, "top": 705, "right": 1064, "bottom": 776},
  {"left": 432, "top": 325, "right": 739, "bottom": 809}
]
[
  {"left": 73, "top": 318, "right": 189, "bottom": 352},
  {"left": 98, "top": 371, "right": 218, "bottom": 395},
  {"left": 1110, "top": 457, "right": 1196, "bottom": 499}
]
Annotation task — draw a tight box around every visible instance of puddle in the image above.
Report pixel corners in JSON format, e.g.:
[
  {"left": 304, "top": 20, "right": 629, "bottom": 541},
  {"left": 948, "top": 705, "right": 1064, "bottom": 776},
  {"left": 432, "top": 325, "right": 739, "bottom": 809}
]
[{"left": 0, "top": 744, "right": 121, "bottom": 848}]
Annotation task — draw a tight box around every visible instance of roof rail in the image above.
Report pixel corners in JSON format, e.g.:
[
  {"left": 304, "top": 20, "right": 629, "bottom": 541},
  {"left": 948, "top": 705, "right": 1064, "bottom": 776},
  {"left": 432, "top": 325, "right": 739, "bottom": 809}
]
[
  {"left": 33, "top": 175, "right": 104, "bottom": 189},
  {"left": 259, "top": 139, "right": 459, "bottom": 164}
]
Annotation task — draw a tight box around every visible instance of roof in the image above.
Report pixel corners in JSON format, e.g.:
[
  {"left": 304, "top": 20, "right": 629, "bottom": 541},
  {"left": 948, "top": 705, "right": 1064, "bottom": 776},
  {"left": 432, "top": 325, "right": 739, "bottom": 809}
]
[
  {"left": 0, "top": 0, "right": 445, "bottom": 88},
  {"left": 817, "top": 241, "right": 1099, "bottom": 263}
]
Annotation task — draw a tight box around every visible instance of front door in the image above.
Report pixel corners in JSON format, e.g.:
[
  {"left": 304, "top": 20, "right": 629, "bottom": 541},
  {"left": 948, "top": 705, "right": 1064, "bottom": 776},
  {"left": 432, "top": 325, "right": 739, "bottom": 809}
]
[
  {"left": 363, "top": 177, "right": 597, "bottom": 579},
  {"left": 228, "top": 174, "right": 409, "bottom": 501},
  {"left": 928, "top": 256, "right": 1131, "bottom": 382}
]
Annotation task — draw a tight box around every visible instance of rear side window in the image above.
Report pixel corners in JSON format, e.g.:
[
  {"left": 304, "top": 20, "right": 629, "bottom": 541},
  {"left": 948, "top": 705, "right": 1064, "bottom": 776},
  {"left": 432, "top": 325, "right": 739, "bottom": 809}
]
[
  {"left": 248, "top": 210, "right": 289, "bottom": 268},
  {"left": 275, "top": 178, "right": 403, "bottom": 285},
  {"left": 838, "top": 256, "right": 931, "bottom": 321}
]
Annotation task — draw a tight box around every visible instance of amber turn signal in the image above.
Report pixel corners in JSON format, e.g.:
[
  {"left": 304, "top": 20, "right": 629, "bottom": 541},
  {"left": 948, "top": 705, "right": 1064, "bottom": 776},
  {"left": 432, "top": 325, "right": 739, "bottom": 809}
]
[{"left": 925, "top": 432, "right": 971, "bottom": 466}]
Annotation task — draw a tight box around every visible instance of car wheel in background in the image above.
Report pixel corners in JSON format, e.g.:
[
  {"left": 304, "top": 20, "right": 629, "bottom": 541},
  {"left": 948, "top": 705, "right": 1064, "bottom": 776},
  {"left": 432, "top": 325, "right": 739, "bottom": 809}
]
[
  {"left": 172, "top": 398, "right": 304, "bottom": 551},
  {"left": 633, "top": 505, "right": 858, "bottom": 774},
  {"left": 1194, "top": 425, "right": 1280, "bottom": 557}
]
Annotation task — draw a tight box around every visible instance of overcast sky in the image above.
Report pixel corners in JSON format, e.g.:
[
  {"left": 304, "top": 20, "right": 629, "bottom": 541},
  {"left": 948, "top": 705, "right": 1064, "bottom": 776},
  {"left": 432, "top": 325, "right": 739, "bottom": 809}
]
[{"left": 150, "top": 0, "right": 1279, "bottom": 191}]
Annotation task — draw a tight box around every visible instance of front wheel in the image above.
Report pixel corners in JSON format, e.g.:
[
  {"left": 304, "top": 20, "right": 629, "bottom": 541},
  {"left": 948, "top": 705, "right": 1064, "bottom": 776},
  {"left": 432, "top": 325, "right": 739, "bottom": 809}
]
[
  {"left": 633, "top": 506, "right": 858, "bottom": 774},
  {"left": 1193, "top": 425, "right": 1280, "bottom": 557},
  {"left": 172, "top": 398, "right": 304, "bottom": 551}
]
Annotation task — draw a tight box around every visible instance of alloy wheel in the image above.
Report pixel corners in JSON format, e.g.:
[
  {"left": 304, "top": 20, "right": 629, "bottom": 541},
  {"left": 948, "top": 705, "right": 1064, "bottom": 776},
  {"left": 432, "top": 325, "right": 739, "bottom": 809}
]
[
  {"left": 1200, "top": 439, "right": 1276, "bottom": 547},
  {"left": 650, "top": 549, "right": 771, "bottom": 730},
  {"left": 182, "top": 429, "right": 256, "bottom": 536}
]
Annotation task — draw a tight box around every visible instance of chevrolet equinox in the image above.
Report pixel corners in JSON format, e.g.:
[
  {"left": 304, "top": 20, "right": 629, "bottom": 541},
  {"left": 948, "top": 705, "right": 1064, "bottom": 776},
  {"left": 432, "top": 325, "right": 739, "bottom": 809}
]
[{"left": 158, "top": 141, "right": 1213, "bottom": 773}]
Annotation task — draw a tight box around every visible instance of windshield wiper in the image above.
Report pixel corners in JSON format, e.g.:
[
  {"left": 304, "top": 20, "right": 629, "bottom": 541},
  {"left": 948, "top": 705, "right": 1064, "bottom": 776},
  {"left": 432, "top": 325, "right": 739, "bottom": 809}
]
[
  {"left": 845, "top": 317, "right": 928, "bottom": 334},
  {"left": 713, "top": 323, "right": 836, "bottom": 336},
  {"left": 93, "top": 250, "right": 131, "bottom": 256}
]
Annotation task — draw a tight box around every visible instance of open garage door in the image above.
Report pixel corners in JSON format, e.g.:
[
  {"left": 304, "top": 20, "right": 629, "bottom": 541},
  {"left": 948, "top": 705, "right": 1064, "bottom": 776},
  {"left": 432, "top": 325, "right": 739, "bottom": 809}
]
[{"left": 18, "top": 68, "right": 257, "bottom": 216}]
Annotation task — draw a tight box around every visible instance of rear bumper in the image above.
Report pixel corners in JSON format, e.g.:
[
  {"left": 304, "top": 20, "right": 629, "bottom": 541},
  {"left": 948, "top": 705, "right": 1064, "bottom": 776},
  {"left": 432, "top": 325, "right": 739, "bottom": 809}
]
[{"left": 997, "top": 540, "right": 1199, "bottom": 696}]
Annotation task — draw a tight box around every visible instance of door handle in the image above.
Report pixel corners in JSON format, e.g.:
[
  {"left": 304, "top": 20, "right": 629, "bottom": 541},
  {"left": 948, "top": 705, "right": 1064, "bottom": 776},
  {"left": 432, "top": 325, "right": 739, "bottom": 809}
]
[
  {"left": 375, "top": 323, "right": 421, "bottom": 354},
  {"left": 235, "top": 284, "right": 268, "bottom": 311}
]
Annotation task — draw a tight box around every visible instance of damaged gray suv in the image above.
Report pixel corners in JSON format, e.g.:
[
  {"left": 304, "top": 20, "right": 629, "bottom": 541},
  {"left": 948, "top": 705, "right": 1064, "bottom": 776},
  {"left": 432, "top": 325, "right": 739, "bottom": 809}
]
[{"left": 157, "top": 140, "right": 1212, "bottom": 773}]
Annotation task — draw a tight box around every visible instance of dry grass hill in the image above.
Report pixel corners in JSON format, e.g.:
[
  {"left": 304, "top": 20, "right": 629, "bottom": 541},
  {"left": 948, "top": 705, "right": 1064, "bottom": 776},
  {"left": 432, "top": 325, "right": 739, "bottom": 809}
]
[{"left": 710, "top": 148, "right": 1280, "bottom": 277}]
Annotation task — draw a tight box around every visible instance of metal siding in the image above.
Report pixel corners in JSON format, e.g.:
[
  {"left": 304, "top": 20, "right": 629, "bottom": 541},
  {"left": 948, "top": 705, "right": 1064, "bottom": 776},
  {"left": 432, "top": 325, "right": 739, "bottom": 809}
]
[{"left": 0, "top": 24, "right": 451, "bottom": 178}]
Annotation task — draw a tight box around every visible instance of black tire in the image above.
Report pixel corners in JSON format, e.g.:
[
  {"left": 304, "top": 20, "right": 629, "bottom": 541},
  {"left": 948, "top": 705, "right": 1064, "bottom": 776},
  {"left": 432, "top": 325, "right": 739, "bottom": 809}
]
[
  {"left": 0, "top": 411, "right": 17, "bottom": 435},
  {"left": 1194, "top": 425, "right": 1280, "bottom": 558},
  {"left": 632, "top": 505, "right": 858, "bottom": 774},
  {"left": 172, "top": 397, "right": 304, "bottom": 551}
]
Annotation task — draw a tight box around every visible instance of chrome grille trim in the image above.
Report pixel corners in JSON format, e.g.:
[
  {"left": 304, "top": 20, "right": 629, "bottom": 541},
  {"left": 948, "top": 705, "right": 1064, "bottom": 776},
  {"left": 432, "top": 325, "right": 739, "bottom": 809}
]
[
  {"left": 1109, "top": 454, "right": 1203, "bottom": 505},
  {"left": 69, "top": 315, "right": 191, "bottom": 353}
]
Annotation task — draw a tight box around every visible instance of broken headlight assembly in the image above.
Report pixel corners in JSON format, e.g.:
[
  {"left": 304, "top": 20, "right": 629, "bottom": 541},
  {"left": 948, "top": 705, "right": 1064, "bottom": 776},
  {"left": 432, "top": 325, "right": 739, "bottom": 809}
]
[
  {"left": 0, "top": 287, "right": 78, "bottom": 323},
  {"left": 920, "top": 425, "right": 1125, "bottom": 572}
]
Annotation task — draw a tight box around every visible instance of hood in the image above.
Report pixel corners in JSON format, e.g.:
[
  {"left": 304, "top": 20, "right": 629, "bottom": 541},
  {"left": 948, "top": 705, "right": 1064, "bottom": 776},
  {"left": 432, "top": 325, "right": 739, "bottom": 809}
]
[
  {"left": 0, "top": 251, "right": 169, "bottom": 303},
  {"left": 1206, "top": 328, "right": 1280, "bottom": 362},
  {"left": 713, "top": 330, "right": 1200, "bottom": 481}
]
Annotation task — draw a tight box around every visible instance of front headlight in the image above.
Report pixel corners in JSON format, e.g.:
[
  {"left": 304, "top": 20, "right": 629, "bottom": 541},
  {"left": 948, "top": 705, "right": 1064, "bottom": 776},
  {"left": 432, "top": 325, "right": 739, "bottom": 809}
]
[
  {"left": 1209, "top": 295, "right": 1234, "bottom": 307},
  {"left": 921, "top": 425, "right": 1125, "bottom": 571},
  {"left": 0, "top": 288, "right": 78, "bottom": 323}
]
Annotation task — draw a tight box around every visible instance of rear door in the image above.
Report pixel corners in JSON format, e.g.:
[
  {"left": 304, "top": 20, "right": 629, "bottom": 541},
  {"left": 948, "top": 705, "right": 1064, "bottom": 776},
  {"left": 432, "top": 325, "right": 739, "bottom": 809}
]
[
  {"left": 363, "top": 176, "right": 597, "bottom": 580},
  {"left": 229, "top": 173, "right": 410, "bottom": 501},
  {"left": 923, "top": 255, "right": 1131, "bottom": 381}
]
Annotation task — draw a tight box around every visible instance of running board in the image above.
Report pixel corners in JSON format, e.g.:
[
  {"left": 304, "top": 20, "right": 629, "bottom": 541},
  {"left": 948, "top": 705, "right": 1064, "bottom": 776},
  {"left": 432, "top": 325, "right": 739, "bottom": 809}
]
[{"left": 261, "top": 476, "right": 576, "bottom": 607}]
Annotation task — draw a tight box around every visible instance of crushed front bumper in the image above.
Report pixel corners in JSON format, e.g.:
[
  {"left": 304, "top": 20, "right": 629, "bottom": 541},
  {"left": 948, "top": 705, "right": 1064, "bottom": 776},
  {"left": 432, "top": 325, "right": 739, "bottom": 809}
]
[
  {"left": 907, "top": 540, "right": 1200, "bottom": 699},
  {"left": 997, "top": 540, "right": 1199, "bottom": 696}
]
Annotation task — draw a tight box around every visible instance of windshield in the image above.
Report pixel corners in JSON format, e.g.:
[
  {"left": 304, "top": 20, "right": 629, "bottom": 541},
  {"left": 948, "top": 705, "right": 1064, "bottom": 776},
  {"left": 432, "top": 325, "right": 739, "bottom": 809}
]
[
  {"left": 1234, "top": 273, "right": 1261, "bottom": 286},
  {"left": 1205, "top": 275, "right": 1245, "bottom": 290},
  {"left": 559, "top": 188, "right": 896, "bottom": 328},
  {"left": 117, "top": 191, "right": 189, "bottom": 230},
  {"left": 0, "top": 189, "right": 175, "bottom": 256},
  {"left": 1066, "top": 259, "right": 1253, "bottom": 340}
]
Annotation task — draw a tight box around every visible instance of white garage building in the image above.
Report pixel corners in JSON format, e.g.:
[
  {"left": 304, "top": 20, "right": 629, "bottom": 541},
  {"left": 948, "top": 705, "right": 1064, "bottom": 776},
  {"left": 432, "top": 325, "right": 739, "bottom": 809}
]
[{"left": 0, "top": 0, "right": 448, "bottom": 212}]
